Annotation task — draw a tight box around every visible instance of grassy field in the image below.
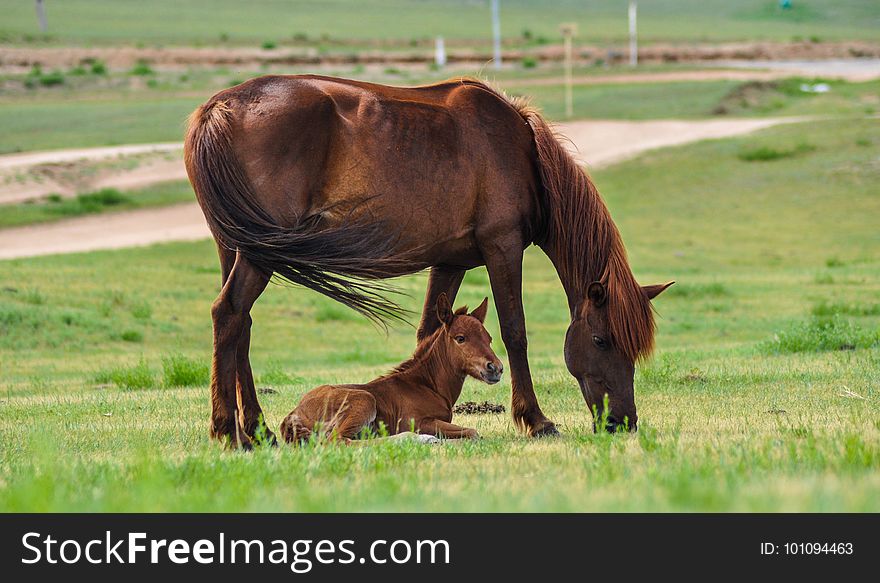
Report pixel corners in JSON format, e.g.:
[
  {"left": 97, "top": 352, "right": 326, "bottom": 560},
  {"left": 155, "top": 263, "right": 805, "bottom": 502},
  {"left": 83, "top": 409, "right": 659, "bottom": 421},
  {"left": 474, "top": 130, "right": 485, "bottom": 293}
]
[
  {"left": 1, "top": 116, "right": 877, "bottom": 511},
  {"left": 1, "top": 0, "right": 878, "bottom": 45},
  {"left": 1, "top": 71, "right": 878, "bottom": 153},
  {"left": 0, "top": 182, "right": 194, "bottom": 229}
]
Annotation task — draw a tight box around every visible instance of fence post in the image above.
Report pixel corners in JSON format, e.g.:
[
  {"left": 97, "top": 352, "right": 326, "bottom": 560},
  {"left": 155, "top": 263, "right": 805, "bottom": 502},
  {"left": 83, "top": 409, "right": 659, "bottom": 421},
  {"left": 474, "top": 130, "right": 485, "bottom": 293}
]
[
  {"left": 559, "top": 23, "right": 577, "bottom": 119},
  {"left": 491, "top": 0, "right": 502, "bottom": 70},
  {"left": 629, "top": 0, "right": 638, "bottom": 66}
]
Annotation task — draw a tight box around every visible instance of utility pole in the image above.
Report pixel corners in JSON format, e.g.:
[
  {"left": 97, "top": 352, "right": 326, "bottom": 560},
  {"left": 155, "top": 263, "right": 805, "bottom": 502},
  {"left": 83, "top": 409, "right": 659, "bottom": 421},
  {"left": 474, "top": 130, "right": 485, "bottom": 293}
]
[
  {"left": 628, "top": 0, "right": 638, "bottom": 66},
  {"left": 560, "top": 23, "right": 577, "bottom": 119},
  {"left": 491, "top": 0, "right": 502, "bottom": 70},
  {"left": 35, "top": 0, "right": 48, "bottom": 33}
]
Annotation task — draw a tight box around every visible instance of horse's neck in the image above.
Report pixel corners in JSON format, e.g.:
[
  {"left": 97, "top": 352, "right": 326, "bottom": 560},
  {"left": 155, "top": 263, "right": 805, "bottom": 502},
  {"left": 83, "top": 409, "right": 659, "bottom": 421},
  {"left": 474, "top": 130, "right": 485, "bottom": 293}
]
[
  {"left": 402, "top": 339, "right": 465, "bottom": 407},
  {"left": 541, "top": 244, "right": 589, "bottom": 317}
]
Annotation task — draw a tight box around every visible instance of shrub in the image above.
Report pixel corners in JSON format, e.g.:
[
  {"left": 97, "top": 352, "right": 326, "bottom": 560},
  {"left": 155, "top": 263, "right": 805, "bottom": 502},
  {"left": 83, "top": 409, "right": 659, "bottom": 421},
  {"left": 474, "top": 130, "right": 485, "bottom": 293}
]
[
  {"left": 130, "top": 59, "right": 154, "bottom": 76},
  {"left": 120, "top": 330, "right": 144, "bottom": 343},
  {"left": 38, "top": 70, "right": 65, "bottom": 86},
  {"left": 261, "top": 40, "right": 277, "bottom": 50},
  {"left": 521, "top": 56, "right": 538, "bottom": 69},
  {"left": 90, "top": 60, "right": 107, "bottom": 75},
  {"left": 762, "top": 316, "right": 880, "bottom": 354},
  {"left": 94, "top": 359, "right": 156, "bottom": 390},
  {"left": 162, "top": 354, "right": 210, "bottom": 387},
  {"left": 738, "top": 142, "right": 815, "bottom": 162}
]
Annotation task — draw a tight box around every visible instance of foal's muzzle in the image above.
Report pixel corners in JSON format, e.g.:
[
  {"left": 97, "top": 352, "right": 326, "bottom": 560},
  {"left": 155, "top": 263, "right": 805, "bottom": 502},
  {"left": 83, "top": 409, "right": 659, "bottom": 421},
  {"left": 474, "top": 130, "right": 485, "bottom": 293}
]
[{"left": 483, "top": 361, "right": 503, "bottom": 384}]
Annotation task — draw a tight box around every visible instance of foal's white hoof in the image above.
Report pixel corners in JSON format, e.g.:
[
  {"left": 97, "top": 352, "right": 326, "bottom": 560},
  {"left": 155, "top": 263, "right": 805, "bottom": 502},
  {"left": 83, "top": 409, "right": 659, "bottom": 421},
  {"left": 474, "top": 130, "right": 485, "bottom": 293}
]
[{"left": 416, "top": 434, "right": 441, "bottom": 445}]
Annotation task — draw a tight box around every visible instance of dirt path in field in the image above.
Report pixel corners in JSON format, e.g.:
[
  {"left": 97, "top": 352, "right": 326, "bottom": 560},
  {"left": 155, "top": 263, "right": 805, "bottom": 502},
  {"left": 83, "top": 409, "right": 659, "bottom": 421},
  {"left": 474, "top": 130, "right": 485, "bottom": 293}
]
[
  {"left": 0, "top": 116, "right": 805, "bottom": 260},
  {"left": 2, "top": 42, "right": 878, "bottom": 72}
]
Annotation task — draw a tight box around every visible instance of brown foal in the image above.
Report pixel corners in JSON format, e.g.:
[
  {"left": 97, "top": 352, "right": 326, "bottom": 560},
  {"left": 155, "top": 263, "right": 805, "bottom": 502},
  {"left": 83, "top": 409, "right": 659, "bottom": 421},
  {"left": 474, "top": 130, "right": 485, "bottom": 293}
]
[{"left": 279, "top": 294, "right": 501, "bottom": 444}]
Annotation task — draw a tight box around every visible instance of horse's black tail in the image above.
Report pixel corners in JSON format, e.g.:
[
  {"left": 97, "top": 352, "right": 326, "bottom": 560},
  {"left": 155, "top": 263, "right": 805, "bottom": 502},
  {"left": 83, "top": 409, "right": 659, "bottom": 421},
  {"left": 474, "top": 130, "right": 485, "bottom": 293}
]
[{"left": 185, "top": 99, "right": 406, "bottom": 324}]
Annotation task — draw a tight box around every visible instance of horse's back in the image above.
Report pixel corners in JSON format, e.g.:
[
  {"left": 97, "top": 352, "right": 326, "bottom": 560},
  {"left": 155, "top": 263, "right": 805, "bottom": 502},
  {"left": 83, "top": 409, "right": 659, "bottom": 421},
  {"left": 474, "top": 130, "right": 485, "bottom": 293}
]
[{"left": 202, "top": 75, "right": 541, "bottom": 264}]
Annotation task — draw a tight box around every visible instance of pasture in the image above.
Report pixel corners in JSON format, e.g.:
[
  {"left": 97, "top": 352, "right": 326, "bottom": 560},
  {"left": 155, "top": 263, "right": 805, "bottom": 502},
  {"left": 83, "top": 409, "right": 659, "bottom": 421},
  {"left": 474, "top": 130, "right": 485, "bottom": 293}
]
[
  {"left": 1, "top": 0, "right": 878, "bottom": 45},
  {"left": 1, "top": 115, "right": 877, "bottom": 512}
]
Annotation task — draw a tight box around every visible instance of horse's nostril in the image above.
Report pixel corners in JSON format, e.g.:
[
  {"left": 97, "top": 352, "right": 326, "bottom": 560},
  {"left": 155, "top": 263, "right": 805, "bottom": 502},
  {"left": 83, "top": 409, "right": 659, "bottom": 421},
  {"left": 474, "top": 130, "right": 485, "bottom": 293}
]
[{"left": 486, "top": 362, "right": 497, "bottom": 373}]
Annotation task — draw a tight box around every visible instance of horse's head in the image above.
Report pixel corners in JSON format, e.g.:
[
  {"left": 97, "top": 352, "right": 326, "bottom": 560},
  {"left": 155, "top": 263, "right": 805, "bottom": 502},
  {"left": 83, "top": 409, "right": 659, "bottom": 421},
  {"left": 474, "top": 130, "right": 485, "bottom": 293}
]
[
  {"left": 436, "top": 293, "right": 503, "bottom": 384},
  {"left": 564, "top": 281, "right": 673, "bottom": 433}
]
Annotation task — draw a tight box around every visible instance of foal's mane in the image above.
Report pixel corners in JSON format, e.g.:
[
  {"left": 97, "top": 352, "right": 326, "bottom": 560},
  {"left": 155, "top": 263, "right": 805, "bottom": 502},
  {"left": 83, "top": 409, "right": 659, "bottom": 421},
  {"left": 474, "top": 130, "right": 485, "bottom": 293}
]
[
  {"left": 383, "top": 306, "right": 470, "bottom": 378},
  {"left": 459, "top": 78, "right": 655, "bottom": 361}
]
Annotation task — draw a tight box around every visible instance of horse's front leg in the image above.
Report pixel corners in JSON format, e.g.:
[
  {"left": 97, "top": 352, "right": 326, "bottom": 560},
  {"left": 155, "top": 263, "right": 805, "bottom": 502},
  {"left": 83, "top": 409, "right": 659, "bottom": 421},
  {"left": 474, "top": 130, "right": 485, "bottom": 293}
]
[
  {"left": 210, "top": 252, "right": 269, "bottom": 449},
  {"left": 483, "top": 240, "right": 559, "bottom": 437},
  {"left": 416, "top": 266, "right": 465, "bottom": 342}
]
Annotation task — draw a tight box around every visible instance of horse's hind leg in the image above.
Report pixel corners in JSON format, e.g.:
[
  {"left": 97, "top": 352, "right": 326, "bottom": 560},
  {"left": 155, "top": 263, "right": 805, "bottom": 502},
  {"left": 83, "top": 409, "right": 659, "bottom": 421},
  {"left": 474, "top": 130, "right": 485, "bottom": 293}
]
[
  {"left": 327, "top": 391, "right": 378, "bottom": 442},
  {"left": 416, "top": 266, "right": 465, "bottom": 342},
  {"left": 235, "top": 315, "right": 276, "bottom": 444},
  {"left": 210, "top": 250, "right": 269, "bottom": 449},
  {"left": 218, "top": 246, "right": 275, "bottom": 445}
]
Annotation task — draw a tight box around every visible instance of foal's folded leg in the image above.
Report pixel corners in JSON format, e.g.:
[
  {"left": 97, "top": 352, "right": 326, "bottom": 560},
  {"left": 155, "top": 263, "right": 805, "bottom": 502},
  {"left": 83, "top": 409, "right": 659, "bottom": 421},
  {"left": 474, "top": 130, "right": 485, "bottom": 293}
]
[{"left": 419, "top": 419, "right": 480, "bottom": 439}]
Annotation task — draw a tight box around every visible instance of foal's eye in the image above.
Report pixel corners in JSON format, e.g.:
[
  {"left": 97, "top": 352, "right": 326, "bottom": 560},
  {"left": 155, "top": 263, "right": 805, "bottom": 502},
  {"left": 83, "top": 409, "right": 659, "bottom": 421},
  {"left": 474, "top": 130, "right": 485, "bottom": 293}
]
[
  {"left": 592, "top": 335, "right": 608, "bottom": 350},
  {"left": 455, "top": 335, "right": 466, "bottom": 344}
]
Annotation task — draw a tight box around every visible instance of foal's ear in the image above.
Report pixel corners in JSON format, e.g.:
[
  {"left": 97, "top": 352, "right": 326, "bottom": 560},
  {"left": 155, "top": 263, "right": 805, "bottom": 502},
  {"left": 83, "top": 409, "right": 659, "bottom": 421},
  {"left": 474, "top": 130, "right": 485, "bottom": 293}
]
[
  {"left": 436, "top": 293, "right": 454, "bottom": 326},
  {"left": 587, "top": 281, "right": 607, "bottom": 307},
  {"left": 470, "top": 297, "right": 489, "bottom": 323},
  {"left": 642, "top": 281, "right": 675, "bottom": 300}
]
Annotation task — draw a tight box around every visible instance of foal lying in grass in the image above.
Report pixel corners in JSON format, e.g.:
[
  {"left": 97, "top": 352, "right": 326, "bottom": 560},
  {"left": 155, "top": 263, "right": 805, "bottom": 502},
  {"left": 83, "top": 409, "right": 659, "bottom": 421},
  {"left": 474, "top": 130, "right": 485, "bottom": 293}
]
[{"left": 280, "top": 294, "right": 502, "bottom": 444}]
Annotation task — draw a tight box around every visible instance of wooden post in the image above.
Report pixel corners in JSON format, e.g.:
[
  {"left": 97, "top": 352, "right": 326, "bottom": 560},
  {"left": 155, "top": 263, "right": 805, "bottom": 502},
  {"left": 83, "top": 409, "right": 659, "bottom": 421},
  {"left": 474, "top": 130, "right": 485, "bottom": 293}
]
[
  {"left": 628, "top": 1, "right": 638, "bottom": 67},
  {"left": 491, "top": 0, "right": 502, "bottom": 70},
  {"left": 560, "top": 23, "right": 577, "bottom": 119}
]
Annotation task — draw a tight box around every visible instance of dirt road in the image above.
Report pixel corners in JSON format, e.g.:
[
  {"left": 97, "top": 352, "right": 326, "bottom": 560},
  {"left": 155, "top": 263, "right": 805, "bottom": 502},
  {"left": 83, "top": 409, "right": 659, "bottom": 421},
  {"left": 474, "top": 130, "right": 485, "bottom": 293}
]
[{"left": 0, "top": 116, "right": 804, "bottom": 260}]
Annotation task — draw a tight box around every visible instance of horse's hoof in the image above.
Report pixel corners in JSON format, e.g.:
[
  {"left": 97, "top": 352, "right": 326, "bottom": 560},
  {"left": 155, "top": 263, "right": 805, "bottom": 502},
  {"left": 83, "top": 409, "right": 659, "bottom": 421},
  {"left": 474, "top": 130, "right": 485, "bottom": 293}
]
[
  {"left": 417, "top": 434, "right": 441, "bottom": 445},
  {"left": 529, "top": 421, "right": 560, "bottom": 438}
]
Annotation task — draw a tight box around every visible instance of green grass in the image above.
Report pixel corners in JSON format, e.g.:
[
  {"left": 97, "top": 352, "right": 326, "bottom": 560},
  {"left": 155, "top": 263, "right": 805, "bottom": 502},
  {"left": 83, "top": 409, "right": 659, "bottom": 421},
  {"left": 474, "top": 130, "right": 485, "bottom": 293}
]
[
  {"left": 0, "top": 118, "right": 878, "bottom": 512},
  {"left": 1, "top": 76, "right": 877, "bottom": 153},
  {"left": 0, "top": 96, "right": 200, "bottom": 154},
  {"left": 0, "top": 182, "right": 195, "bottom": 229},
  {"left": 0, "top": 0, "right": 877, "bottom": 45}
]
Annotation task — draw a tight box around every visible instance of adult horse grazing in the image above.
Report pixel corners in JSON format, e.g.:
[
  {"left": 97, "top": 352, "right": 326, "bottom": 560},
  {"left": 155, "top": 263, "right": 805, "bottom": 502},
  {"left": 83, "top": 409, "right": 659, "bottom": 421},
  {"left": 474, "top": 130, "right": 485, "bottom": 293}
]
[
  {"left": 185, "top": 75, "right": 672, "bottom": 448},
  {"left": 279, "top": 294, "right": 501, "bottom": 444}
]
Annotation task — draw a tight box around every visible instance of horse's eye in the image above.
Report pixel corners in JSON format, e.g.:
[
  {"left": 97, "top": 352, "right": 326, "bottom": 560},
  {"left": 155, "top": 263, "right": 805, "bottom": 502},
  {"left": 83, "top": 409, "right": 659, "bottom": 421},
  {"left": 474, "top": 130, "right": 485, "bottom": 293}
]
[
  {"left": 592, "top": 335, "right": 608, "bottom": 349},
  {"left": 455, "top": 335, "right": 466, "bottom": 344}
]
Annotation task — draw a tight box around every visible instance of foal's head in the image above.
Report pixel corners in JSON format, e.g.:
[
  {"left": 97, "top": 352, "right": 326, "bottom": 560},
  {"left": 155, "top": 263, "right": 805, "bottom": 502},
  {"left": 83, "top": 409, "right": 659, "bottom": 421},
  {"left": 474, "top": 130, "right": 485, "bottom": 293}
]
[{"left": 436, "top": 293, "right": 503, "bottom": 384}]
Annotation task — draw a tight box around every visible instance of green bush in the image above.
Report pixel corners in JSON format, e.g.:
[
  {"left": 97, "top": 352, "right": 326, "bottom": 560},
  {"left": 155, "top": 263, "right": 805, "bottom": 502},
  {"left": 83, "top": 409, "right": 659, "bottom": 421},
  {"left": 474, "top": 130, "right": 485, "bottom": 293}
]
[
  {"left": 162, "top": 354, "right": 210, "bottom": 387},
  {"left": 261, "top": 40, "right": 277, "bottom": 50},
  {"left": 38, "top": 70, "right": 65, "bottom": 86},
  {"left": 130, "top": 60, "right": 154, "bottom": 76},
  {"left": 762, "top": 316, "right": 880, "bottom": 354},
  {"left": 521, "top": 56, "right": 538, "bottom": 69},
  {"left": 738, "top": 142, "right": 815, "bottom": 162},
  {"left": 94, "top": 359, "right": 156, "bottom": 390},
  {"left": 90, "top": 60, "right": 107, "bottom": 75}
]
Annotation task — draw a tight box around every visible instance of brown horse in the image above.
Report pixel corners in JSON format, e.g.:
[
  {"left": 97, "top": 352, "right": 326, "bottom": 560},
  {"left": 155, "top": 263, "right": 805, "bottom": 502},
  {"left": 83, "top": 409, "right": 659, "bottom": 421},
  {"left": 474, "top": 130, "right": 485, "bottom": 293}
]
[
  {"left": 279, "top": 294, "right": 500, "bottom": 444},
  {"left": 184, "top": 74, "right": 672, "bottom": 448}
]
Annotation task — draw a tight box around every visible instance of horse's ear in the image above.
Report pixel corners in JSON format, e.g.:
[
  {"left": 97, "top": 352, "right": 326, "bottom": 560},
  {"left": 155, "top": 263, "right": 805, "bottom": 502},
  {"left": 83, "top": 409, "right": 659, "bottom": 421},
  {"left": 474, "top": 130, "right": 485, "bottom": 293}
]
[
  {"left": 587, "top": 282, "right": 607, "bottom": 307},
  {"left": 642, "top": 281, "right": 675, "bottom": 300},
  {"left": 470, "top": 297, "right": 489, "bottom": 323},
  {"left": 436, "top": 293, "right": 453, "bottom": 326}
]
